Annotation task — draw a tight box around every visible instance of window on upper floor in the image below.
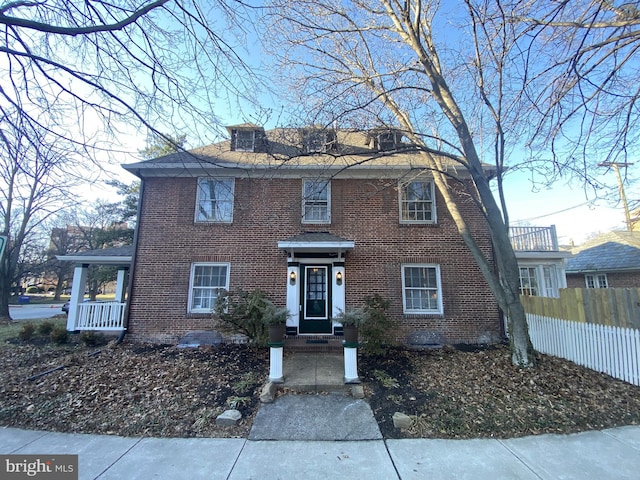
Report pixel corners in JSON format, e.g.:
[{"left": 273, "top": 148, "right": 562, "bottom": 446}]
[
  {"left": 235, "top": 130, "right": 255, "bottom": 151},
  {"left": 402, "top": 264, "right": 443, "bottom": 314},
  {"left": 229, "top": 127, "right": 266, "bottom": 152},
  {"left": 188, "top": 263, "right": 229, "bottom": 313},
  {"left": 303, "top": 129, "right": 337, "bottom": 153},
  {"left": 378, "top": 131, "right": 398, "bottom": 150},
  {"left": 302, "top": 179, "right": 331, "bottom": 224},
  {"left": 399, "top": 180, "right": 435, "bottom": 224},
  {"left": 368, "top": 129, "right": 404, "bottom": 151},
  {"left": 196, "top": 178, "right": 234, "bottom": 223},
  {"left": 585, "top": 274, "right": 608, "bottom": 288}
]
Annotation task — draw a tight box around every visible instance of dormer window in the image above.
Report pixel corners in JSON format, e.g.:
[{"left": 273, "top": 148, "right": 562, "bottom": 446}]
[
  {"left": 235, "top": 130, "right": 255, "bottom": 152},
  {"left": 368, "top": 129, "right": 404, "bottom": 151},
  {"left": 302, "top": 129, "right": 337, "bottom": 153},
  {"left": 378, "top": 131, "right": 399, "bottom": 150},
  {"left": 227, "top": 124, "right": 266, "bottom": 152}
]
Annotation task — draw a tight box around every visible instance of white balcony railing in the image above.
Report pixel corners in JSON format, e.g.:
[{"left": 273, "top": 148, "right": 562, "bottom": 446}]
[
  {"left": 509, "top": 225, "right": 559, "bottom": 252},
  {"left": 76, "top": 301, "right": 126, "bottom": 331}
]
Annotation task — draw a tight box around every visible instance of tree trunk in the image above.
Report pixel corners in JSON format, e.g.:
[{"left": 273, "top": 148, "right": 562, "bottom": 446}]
[{"left": 0, "top": 264, "right": 12, "bottom": 324}]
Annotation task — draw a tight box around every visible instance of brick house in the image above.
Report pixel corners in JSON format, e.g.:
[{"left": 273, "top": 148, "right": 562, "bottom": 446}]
[
  {"left": 566, "top": 231, "right": 640, "bottom": 288},
  {"left": 119, "top": 124, "right": 504, "bottom": 346}
]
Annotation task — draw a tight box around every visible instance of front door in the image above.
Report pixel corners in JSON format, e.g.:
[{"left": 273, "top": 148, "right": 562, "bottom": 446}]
[{"left": 299, "top": 265, "right": 332, "bottom": 334}]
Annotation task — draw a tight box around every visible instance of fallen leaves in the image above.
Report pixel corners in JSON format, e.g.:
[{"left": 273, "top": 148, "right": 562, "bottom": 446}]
[
  {"left": 1, "top": 340, "right": 640, "bottom": 440},
  {"left": 361, "top": 344, "right": 640, "bottom": 439},
  {"left": 0, "top": 341, "right": 268, "bottom": 438}
]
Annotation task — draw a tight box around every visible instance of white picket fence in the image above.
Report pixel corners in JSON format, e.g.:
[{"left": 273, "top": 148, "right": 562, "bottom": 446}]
[{"left": 526, "top": 313, "right": 640, "bottom": 386}]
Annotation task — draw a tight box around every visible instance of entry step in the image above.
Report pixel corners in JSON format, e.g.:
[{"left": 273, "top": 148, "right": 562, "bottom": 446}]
[{"left": 284, "top": 336, "right": 343, "bottom": 353}]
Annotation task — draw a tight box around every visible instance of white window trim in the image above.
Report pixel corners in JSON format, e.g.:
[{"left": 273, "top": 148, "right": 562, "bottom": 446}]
[
  {"left": 187, "top": 262, "right": 230, "bottom": 314},
  {"left": 304, "top": 131, "right": 327, "bottom": 153},
  {"left": 585, "top": 273, "right": 608, "bottom": 288},
  {"left": 302, "top": 179, "right": 331, "bottom": 224},
  {"left": 401, "top": 263, "right": 443, "bottom": 315},
  {"left": 399, "top": 180, "right": 436, "bottom": 224},
  {"left": 518, "top": 263, "right": 563, "bottom": 297},
  {"left": 195, "top": 178, "right": 235, "bottom": 224},
  {"left": 518, "top": 266, "right": 539, "bottom": 296},
  {"left": 235, "top": 130, "right": 255, "bottom": 152}
]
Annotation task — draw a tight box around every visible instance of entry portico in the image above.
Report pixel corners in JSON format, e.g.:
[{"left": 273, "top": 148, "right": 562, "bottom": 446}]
[{"left": 278, "top": 232, "right": 355, "bottom": 336}]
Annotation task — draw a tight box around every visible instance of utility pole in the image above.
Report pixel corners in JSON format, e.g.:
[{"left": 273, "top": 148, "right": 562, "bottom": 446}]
[{"left": 598, "top": 162, "right": 634, "bottom": 231}]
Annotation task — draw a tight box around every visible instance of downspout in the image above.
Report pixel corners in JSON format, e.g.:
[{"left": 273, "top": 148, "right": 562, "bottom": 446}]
[{"left": 116, "top": 174, "right": 145, "bottom": 344}]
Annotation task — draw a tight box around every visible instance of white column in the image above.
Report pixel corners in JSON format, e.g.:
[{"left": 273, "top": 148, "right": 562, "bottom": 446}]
[
  {"left": 66, "top": 264, "right": 88, "bottom": 331},
  {"left": 286, "top": 264, "right": 300, "bottom": 333},
  {"left": 343, "top": 346, "right": 360, "bottom": 384},
  {"left": 269, "top": 346, "right": 284, "bottom": 383},
  {"left": 115, "top": 268, "right": 129, "bottom": 302},
  {"left": 332, "top": 264, "right": 346, "bottom": 330}
]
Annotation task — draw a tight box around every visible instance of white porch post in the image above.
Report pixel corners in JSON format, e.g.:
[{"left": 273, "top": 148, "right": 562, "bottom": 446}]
[
  {"left": 286, "top": 263, "right": 300, "bottom": 333},
  {"left": 269, "top": 346, "right": 284, "bottom": 383},
  {"left": 344, "top": 346, "right": 360, "bottom": 384},
  {"left": 66, "top": 264, "right": 88, "bottom": 331},
  {"left": 115, "top": 268, "right": 129, "bottom": 302},
  {"left": 332, "top": 264, "right": 346, "bottom": 326}
]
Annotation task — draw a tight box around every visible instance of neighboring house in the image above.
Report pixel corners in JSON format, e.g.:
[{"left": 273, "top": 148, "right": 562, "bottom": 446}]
[
  {"left": 509, "top": 225, "right": 570, "bottom": 298},
  {"left": 114, "top": 123, "right": 561, "bottom": 346},
  {"left": 566, "top": 231, "right": 640, "bottom": 288}
]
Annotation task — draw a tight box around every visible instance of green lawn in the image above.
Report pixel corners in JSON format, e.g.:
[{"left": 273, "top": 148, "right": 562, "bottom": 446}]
[{"left": 0, "top": 317, "right": 67, "bottom": 343}]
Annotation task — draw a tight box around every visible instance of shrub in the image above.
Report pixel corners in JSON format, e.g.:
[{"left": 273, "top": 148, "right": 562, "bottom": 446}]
[
  {"left": 37, "top": 321, "right": 55, "bottom": 336},
  {"left": 214, "top": 289, "right": 281, "bottom": 346},
  {"left": 50, "top": 326, "right": 69, "bottom": 345},
  {"left": 335, "top": 308, "right": 366, "bottom": 327},
  {"left": 26, "top": 286, "right": 38, "bottom": 294},
  {"left": 360, "top": 294, "right": 394, "bottom": 355},
  {"left": 18, "top": 323, "right": 36, "bottom": 341},
  {"left": 80, "top": 331, "right": 106, "bottom": 347}
]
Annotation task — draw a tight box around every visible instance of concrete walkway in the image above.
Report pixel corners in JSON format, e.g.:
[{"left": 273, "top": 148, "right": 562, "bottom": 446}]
[{"left": 2, "top": 425, "right": 640, "bottom": 479}]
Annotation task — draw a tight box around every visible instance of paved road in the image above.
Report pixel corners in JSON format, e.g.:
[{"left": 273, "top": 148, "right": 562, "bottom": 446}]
[{"left": 8, "top": 303, "right": 65, "bottom": 321}]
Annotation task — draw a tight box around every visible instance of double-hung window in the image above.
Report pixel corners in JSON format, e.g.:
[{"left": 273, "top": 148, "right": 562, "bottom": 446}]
[
  {"left": 188, "top": 263, "right": 230, "bottom": 313},
  {"left": 400, "top": 180, "right": 435, "bottom": 223},
  {"left": 235, "top": 130, "right": 255, "bottom": 152},
  {"left": 519, "top": 267, "right": 539, "bottom": 296},
  {"left": 196, "top": 178, "right": 234, "bottom": 223},
  {"left": 585, "top": 274, "right": 608, "bottom": 288},
  {"left": 302, "top": 179, "right": 331, "bottom": 224},
  {"left": 402, "top": 264, "right": 443, "bottom": 314},
  {"left": 518, "top": 264, "right": 561, "bottom": 297}
]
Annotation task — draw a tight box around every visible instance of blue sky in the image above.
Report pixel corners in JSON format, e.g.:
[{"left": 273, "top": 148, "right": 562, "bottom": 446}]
[
  {"left": 501, "top": 169, "right": 636, "bottom": 245},
  {"left": 102, "top": 1, "right": 638, "bottom": 246}
]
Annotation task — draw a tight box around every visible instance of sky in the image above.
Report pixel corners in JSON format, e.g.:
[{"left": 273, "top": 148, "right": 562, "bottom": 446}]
[
  {"left": 500, "top": 169, "right": 636, "bottom": 246},
  {"left": 82, "top": 1, "right": 639, "bottom": 248}
]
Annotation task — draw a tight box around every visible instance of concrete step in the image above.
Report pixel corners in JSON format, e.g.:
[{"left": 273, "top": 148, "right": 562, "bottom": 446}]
[
  {"left": 282, "top": 352, "right": 351, "bottom": 393},
  {"left": 284, "top": 335, "right": 343, "bottom": 353}
]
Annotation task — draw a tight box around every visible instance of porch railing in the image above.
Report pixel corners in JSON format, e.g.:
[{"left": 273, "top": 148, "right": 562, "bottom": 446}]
[
  {"left": 76, "top": 301, "right": 126, "bottom": 331},
  {"left": 509, "top": 225, "right": 559, "bottom": 252}
]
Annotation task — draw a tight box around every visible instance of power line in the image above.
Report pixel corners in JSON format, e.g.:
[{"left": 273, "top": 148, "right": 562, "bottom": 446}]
[{"left": 514, "top": 201, "right": 594, "bottom": 223}]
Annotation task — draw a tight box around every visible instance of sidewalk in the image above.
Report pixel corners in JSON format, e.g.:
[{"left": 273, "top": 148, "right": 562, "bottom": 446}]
[{"left": 2, "top": 425, "right": 639, "bottom": 479}]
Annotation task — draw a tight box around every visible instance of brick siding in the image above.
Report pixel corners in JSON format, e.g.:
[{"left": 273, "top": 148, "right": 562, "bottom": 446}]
[
  {"left": 126, "top": 176, "right": 501, "bottom": 345},
  {"left": 567, "top": 271, "right": 640, "bottom": 289}
]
